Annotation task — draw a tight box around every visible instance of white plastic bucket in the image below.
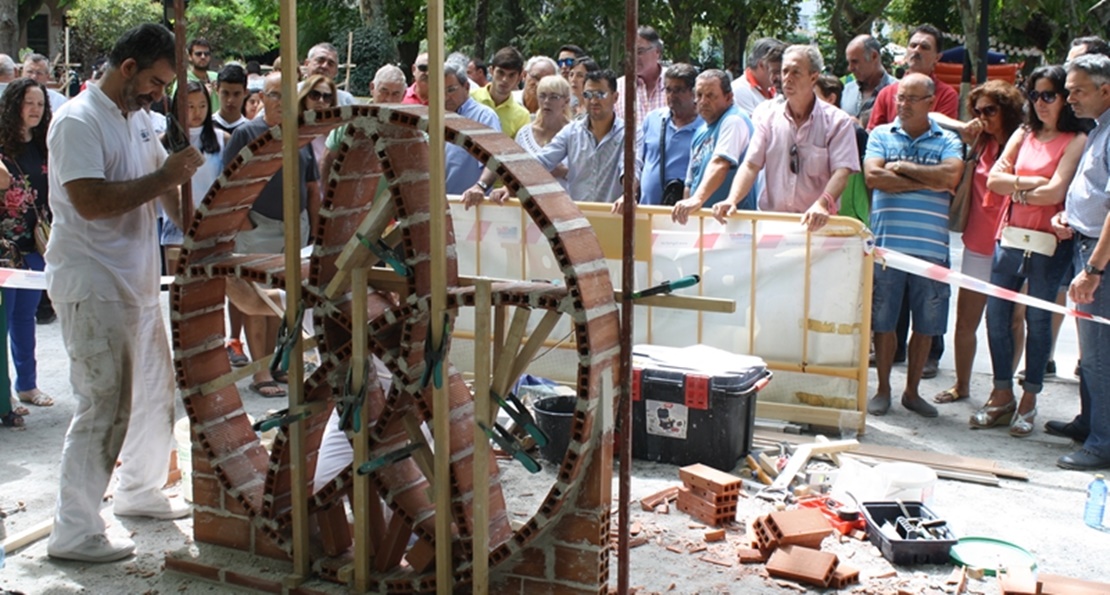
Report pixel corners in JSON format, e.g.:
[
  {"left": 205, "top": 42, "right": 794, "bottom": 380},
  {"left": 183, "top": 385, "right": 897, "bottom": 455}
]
[
  {"left": 174, "top": 417, "right": 193, "bottom": 502},
  {"left": 875, "top": 462, "right": 937, "bottom": 505}
]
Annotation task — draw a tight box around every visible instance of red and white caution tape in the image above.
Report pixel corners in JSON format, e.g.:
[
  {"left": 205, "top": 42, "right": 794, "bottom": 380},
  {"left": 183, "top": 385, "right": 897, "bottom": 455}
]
[{"left": 875, "top": 247, "right": 1110, "bottom": 327}]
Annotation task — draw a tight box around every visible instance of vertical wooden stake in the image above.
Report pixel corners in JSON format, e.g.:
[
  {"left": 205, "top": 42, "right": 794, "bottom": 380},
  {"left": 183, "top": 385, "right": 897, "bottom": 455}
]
[
  {"left": 345, "top": 30, "right": 354, "bottom": 92},
  {"left": 173, "top": 0, "right": 193, "bottom": 261},
  {"left": 471, "top": 279, "right": 492, "bottom": 594},
  {"left": 351, "top": 267, "right": 371, "bottom": 592}
]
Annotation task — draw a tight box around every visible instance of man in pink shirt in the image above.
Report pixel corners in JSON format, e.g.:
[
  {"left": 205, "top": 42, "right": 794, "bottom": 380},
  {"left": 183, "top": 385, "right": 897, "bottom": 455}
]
[
  {"left": 615, "top": 26, "right": 667, "bottom": 128},
  {"left": 402, "top": 53, "right": 429, "bottom": 105},
  {"left": 867, "top": 24, "right": 959, "bottom": 129},
  {"left": 712, "top": 45, "right": 859, "bottom": 231}
]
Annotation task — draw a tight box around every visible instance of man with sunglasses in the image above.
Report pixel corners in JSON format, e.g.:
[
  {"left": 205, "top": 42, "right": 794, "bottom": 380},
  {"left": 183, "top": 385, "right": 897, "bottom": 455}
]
[
  {"left": 187, "top": 38, "right": 217, "bottom": 90},
  {"left": 712, "top": 46, "right": 858, "bottom": 230},
  {"left": 403, "top": 53, "right": 430, "bottom": 105},
  {"left": 556, "top": 45, "right": 585, "bottom": 80},
  {"left": 863, "top": 73, "right": 963, "bottom": 420}
]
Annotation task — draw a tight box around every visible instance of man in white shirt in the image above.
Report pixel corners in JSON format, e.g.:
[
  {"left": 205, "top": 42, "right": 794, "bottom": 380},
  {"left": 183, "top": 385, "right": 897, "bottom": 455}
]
[
  {"left": 44, "top": 23, "right": 205, "bottom": 564},
  {"left": 731, "top": 38, "right": 785, "bottom": 116}
]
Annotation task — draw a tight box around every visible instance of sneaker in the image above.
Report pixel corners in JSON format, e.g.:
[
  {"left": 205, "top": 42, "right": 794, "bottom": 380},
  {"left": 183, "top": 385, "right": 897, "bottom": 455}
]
[
  {"left": 114, "top": 490, "right": 191, "bottom": 520},
  {"left": 227, "top": 339, "right": 249, "bottom": 368},
  {"left": 48, "top": 534, "right": 135, "bottom": 563}
]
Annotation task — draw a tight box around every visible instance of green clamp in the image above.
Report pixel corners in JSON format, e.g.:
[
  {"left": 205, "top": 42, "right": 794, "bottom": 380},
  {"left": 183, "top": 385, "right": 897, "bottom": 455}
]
[
  {"left": 251, "top": 407, "right": 311, "bottom": 433},
  {"left": 338, "top": 363, "right": 370, "bottom": 433},
  {"left": 478, "top": 421, "right": 541, "bottom": 474},
  {"left": 269, "top": 302, "right": 306, "bottom": 376},
  {"left": 356, "top": 233, "right": 411, "bottom": 277},
  {"left": 630, "top": 274, "right": 701, "bottom": 300},
  {"left": 357, "top": 443, "right": 422, "bottom": 475},
  {"left": 491, "top": 390, "right": 549, "bottom": 448},
  {"left": 420, "top": 315, "right": 451, "bottom": 390}
]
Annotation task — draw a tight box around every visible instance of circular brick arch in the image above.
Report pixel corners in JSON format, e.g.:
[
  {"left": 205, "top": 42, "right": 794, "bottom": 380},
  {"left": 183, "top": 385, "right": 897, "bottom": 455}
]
[{"left": 170, "top": 105, "right": 620, "bottom": 591}]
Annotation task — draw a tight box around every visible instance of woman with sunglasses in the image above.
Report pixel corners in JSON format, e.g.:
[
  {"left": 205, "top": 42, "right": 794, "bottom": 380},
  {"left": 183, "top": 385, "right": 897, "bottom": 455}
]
[
  {"left": 972, "top": 66, "right": 1087, "bottom": 436},
  {"left": 298, "top": 74, "right": 338, "bottom": 184},
  {"left": 516, "top": 75, "right": 573, "bottom": 187},
  {"left": 0, "top": 78, "right": 53, "bottom": 426},
  {"left": 932, "top": 80, "right": 1024, "bottom": 407}
]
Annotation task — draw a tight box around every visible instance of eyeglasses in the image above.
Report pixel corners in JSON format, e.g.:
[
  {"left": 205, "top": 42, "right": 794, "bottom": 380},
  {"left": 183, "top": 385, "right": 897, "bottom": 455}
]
[
  {"left": 896, "top": 94, "right": 934, "bottom": 104},
  {"left": 972, "top": 104, "right": 999, "bottom": 118},
  {"left": 789, "top": 144, "right": 799, "bottom": 175},
  {"left": 664, "top": 85, "right": 689, "bottom": 95},
  {"left": 1027, "top": 90, "right": 1059, "bottom": 104},
  {"left": 582, "top": 90, "right": 609, "bottom": 100},
  {"left": 557, "top": 58, "right": 576, "bottom": 68},
  {"left": 193, "top": 51, "right": 211, "bottom": 57},
  {"left": 537, "top": 93, "right": 565, "bottom": 102},
  {"left": 308, "top": 90, "right": 334, "bottom": 103},
  {"left": 636, "top": 46, "right": 655, "bottom": 55},
  {"left": 416, "top": 63, "right": 429, "bottom": 72},
  {"left": 264, "top": 91, "right": 282, "bottom": 101},
  {"left": 445, "top": 85, "right": 461, "bottom": 94}
]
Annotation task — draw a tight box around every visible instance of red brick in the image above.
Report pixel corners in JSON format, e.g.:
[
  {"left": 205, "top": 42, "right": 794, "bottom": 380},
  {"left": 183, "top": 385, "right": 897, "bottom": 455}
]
[
  {"left": 551, "top": 545, "right": 604, "bottom": 585},
  {"left": 190, "top": 474, "right": 223, "bottom": 510},
  {"left": 164, "top": 556, "right": 222, "bottom": 582},
  {"left": 224, "top": 569, "right": 283, "bottom": 593},
  {"left": 550, "top": 512, "right": 606, "bottom": 547},
  {"left": 193, "top": 509, "right": 251, "bottom": 549},
  {"left": 679, "top": 464, "right": 742, "bottom": 495},
  {"left": 765, "top": 545, "right": 837, "bottom": 588},
  {"left": 508, "top": 546, "right": 549, "bottom": 579},
  {"left": 252, "top": 526, "right": 291, "bottom": 561}
]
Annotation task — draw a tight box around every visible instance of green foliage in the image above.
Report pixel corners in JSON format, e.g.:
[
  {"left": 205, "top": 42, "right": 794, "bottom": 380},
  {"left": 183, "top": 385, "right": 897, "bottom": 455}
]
[
  {"left": 336, "top": 22, "right": 398, "bottom": 96},
  {"left": 186, "top": 0, "right": 278, "bottom": 59},
  {"left": 66, "top": 0, "right": 162, "bottom": 73}
]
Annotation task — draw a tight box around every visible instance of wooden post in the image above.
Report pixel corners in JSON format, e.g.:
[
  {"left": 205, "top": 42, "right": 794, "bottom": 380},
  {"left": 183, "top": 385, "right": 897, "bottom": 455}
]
[
  {"left": 345, "top": 30, "right": 354, "bottom": 92},
  {"left": 471, "top": 279, "right": 492, "bottom": 594},
  {"left": 351, "top": 267, "right": 372, "bottom": 591},
  {"left": 427, "top": 0, "right": 451, "bottom": 591},
  {"left": 278, "top": 0, "right": 309, "bottom": 585}
]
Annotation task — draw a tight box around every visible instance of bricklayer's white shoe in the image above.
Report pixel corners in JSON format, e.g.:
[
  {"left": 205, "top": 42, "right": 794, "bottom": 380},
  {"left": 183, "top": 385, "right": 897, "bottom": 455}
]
[
  {"left": 48, "top": 533, "right": 135, "bottom": 563},
  {"left": 114, "top": 490, "right": 191, "bottom": 520}
]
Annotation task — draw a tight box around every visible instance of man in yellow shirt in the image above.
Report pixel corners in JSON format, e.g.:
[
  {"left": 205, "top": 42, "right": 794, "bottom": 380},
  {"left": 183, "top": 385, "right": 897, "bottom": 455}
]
[{"left": 470, "top": 46, "right": 530, "bottom": 141}]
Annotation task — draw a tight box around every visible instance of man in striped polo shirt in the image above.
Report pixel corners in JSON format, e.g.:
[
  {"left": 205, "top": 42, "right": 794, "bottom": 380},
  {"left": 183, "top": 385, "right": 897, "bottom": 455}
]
[{"left": 863, "top": 73, "right": 964, "bottom": 419}]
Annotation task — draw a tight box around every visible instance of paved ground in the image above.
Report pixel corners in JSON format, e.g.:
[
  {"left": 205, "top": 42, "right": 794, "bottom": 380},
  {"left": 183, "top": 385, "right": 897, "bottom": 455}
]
[{"left": 2, "top": 233, "right": 1109, "bottom": 593}]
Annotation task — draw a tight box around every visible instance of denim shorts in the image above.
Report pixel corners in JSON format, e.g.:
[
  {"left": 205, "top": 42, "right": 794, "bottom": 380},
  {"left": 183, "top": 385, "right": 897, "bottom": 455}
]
[{"left": 872, "top": 261, "right": 951, "bottom": 335}]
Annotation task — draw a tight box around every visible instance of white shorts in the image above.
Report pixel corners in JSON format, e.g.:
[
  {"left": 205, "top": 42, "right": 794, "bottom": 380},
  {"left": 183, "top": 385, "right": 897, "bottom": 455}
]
[{"left": 961, "top": 249, "right": 994, "bottom": 283}]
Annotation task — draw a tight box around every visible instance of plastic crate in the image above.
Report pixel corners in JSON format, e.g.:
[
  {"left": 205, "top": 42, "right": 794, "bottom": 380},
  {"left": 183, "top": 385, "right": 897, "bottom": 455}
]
[
  {"left": 631, "top": 345, "right": 770, "bottom": 472},
  {"left": 861, "top": 501, "right": 957, "bottom": 565}
]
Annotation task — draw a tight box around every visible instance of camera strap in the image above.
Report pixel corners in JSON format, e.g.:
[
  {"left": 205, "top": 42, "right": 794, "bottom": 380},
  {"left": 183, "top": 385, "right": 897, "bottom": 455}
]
[{"left": 659, "top": 112, "right": 668, "bottom": 202}]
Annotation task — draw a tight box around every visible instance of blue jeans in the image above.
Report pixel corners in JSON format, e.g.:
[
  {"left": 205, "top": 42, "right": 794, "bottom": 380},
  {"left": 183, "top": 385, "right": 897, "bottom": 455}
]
[
  {"left": 985, "top": 241, "right": 1073, "bottom": 394},
  {"left": 1075, "top": 235, "right": 1110, "bottom": 458},
  {"left": 2, "top": 250, "right": 44, "bottom": 392}
]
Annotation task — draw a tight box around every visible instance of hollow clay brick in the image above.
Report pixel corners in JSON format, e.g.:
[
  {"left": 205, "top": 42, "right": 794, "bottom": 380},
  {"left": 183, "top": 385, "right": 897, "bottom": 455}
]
[
  {"left": 679, "top": 464, "right": 742, "bottom": 495},
  {"left": 765, "top": 545, "right": 837, "bottom": 588}
]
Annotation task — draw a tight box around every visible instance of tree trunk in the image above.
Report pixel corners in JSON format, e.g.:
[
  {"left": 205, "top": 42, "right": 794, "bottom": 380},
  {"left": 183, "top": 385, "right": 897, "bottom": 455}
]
[
  {"left": 0, "top": 0, "right": 19, "bottom": 57},
  {"left": 956, "top": 0, "right": 978, "bottom": 119},
  {"left": 474, "top": 0, "right": 489, "bottom": 59}
]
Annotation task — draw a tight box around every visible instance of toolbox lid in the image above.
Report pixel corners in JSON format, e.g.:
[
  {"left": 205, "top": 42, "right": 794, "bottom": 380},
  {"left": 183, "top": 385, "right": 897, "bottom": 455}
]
[{"left": 633, "top": 344, "right": 767, "bottom": 378}]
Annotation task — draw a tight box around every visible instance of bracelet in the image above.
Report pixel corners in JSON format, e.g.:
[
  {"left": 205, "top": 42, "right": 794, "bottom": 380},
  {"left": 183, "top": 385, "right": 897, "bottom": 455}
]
[{"left": 1016, "top": 190, "right": 1028, "bottom": 205}]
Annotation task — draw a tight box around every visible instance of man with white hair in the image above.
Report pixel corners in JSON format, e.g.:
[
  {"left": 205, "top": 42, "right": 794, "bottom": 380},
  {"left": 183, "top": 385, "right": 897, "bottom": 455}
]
[
  {"left": 443, "top": 58, "right": 501, "bottom": 193},
  {"left": 22, "top": 53, "right": 68, "bottom": 111},
  {"left": 303, "top": 42, "right": 356, "bottom": 105},
  {"left": 0, "top": 54, "right": 16, "bottom": 95},
  {"left": 517, "top": 55, "right": 557, "bottom": 114},
  {"left": 369, "top": 64, "right": 406, "bottom": 103},
  {"left": 713, "top": 45, "right": 858, "bottom": 231}
]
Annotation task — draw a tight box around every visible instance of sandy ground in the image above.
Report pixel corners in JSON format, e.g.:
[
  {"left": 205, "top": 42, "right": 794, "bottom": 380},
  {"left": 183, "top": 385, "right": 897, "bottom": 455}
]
[{"left": 2, "top": 249, "right": 1110, "bottom": 594}]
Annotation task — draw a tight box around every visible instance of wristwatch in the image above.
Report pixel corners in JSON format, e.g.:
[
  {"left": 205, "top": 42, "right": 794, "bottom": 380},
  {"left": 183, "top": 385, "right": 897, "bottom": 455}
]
[
  {"left": 1084, "top": 263, "right": 1105, "bottom": 276},
  {"left": 476, "top": 179, "right": 490, "bottom": 192}
]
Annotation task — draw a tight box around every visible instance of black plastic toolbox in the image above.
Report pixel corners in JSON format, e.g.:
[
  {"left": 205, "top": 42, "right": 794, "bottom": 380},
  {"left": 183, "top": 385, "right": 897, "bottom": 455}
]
[{"left": 861, "top": 501, "right": 957, "bottom": 565}]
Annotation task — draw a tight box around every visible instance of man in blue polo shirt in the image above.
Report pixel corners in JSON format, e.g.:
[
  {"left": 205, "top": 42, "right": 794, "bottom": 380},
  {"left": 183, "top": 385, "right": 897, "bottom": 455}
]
[
  {"left": 863, "top": 73, "right": 963, "bottom": 419},
  {"left": 633, "top": 63, "right": 702, "bottom": 208}
]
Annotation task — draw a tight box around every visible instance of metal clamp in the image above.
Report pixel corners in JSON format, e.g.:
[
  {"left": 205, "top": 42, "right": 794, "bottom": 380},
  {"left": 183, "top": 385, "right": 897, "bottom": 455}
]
[
  {"left": 356, "top": 233, "right": 411, "bottom": 277},
  {"left": 252, "top": 407, "right": 311, "bottom": 433},
  {"left": 630, "top": 274, "right": 700, "bottom": 300},
  {"left": 478, "top": 421, "right": 541, "bottom": 474},
  {"left": 420, "top": 315, "right": 450, "bottom": 390},
  {"left": 338, "top": 363, "right": 370, "bottom": 433},
  {"left": 491, "top": 390, "right": 548, "bottom": 447},
  {"left": 269, "top": 302, "right": 306, "bottom": 376},
  {"left": 357, "top": 443, "right": 422, "bottom": 475}
]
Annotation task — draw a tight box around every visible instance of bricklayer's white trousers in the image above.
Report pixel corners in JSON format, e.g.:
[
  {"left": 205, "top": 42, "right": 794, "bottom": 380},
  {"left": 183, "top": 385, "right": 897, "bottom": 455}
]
[{"left": 48, "top": 299, "right": 175, "bottom": 552}]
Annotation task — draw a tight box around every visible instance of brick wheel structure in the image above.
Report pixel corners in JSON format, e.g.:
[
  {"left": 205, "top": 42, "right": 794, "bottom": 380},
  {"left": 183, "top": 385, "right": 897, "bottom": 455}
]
[{"left": 169, "top": 105, "right": 620, "bottom": 593}]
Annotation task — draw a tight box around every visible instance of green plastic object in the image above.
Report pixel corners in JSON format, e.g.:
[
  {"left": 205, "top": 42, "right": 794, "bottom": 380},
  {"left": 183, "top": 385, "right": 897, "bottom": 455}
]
[{"left": 949, "top": 536, "right": 1038, "bottom": 577}]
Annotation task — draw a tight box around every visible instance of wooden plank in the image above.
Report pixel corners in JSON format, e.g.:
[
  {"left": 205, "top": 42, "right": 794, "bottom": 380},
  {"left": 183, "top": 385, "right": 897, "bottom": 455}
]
[
  {"left": 505, "top": 309, "right": 562, "bottom": 388},
  {"left": 613, "top": 290, "right": 736, "bottom": 313},
  {"left": 471, "top": 279, "right": 492, "bottom": 594},
  {"left": 766, "top": 440, "right": 859, "bottom": 492},
  {"left": 755, "top": 401, "right": 863, "bottom": 430},
  {"left": 350, "top": 267, "right": 372, "bottom": 591}
]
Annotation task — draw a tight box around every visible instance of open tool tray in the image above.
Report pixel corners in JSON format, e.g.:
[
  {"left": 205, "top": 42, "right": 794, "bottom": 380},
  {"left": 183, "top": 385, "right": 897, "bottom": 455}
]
[{"left": 862, "top": 501, "right": 957, "bottom": 565}]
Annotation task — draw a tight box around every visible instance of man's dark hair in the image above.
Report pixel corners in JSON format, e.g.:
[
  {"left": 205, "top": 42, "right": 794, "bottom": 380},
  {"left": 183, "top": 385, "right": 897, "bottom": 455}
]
[
  {"left": 695, "top": 69, "right": 731, "bottom": 95},
  {"left": 217, "top": 63, "right": 247, "bottom": 87},
  {"left": 110, "top": 24, "right": 176, "bottom": 71},
  {"left": 558, "top": 44, "right": 586, "bottom": 58},
  {"left": 748, "top": 38, "right": 786, "bottom": 67},
  {"left": 585, "top": 68, "right": 617, "bottom": 93},
  {"left": 1072, "top": 36, "right": 1110, "bottom": 58},
  {"left": 187, "top": 38, "right": 211, "bottom": 54},
  {"left": 638, "top": 26, "right": 663, "bottom": 53},
  {"left": 815, "top": 73, "right": 844, "bottom": 108},
  {"left": 911, "top": 24, "right": 944, "bottom": 52},
  {"left": 469, "top": 57, "right": 488, "bottom": 77},
  {"left": 245, "top": 60, "right": 262, "bottom": 76},
  {"left": 665, "top": 63, "right": 698, "bottom": 92},
  {"left": 490, "top": 47, "right": 523, "bottom": 73}
]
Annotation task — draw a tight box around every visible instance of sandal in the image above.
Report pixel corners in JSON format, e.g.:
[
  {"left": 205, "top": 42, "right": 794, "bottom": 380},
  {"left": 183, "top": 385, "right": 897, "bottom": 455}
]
[
  {"left": 18, "top": 388, "right": 54, "bottom": 407},
  {"left": 9, "top": 398, "right": 29, "bottom": 416},
  {"left": 2, "top": 410, "right": 25, "bottom": 428},
  {"left": 249, "top": 380, "right": 287, "bottom": 398},
  {"left": 272, "top": 370, "right": 289, "bottom": 384},
  {"left": 933, "top": 387, "right": 969, "bottom": 404},
  {"left": 1010, "top": 407, "right": 1038, "bottom": 437},
  {"left": 969, "top": 400, "right": 1016, "bottom": 429}
]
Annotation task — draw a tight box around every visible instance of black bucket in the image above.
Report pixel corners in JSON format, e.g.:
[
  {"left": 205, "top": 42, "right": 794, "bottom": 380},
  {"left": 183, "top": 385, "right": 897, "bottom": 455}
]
[{"left": 532, "top": 395, "right": 576, "bottom": 463}]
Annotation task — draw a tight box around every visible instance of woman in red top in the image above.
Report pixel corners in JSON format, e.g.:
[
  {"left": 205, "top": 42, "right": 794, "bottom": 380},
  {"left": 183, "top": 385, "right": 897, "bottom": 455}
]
[
  {"left": 933, "top": 81, "right": 1024, "bottom": 406},
  {"left": 973, "top": 65, "right": 1087, "bottom": 436}
]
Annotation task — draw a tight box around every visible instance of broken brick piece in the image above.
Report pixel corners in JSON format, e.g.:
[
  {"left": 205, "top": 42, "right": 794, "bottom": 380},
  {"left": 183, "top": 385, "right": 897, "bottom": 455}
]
[
  {"left": 640, "top": 486, "right": 681, "bottom": 511},
  {"left": 737, "top": 547, "right": 766, "bottom": 564},
  {"left": 704, "top": 529, "right": 726, "bottom": 542},
  {"left": 698, "top": 555, "right": 733, "bottom": 568},
  {"left": 830, "top": 564, "right": 860, "bottom": 589},
  {"left": 765, "top": 545, "right": 838, "bottom": 588}
]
